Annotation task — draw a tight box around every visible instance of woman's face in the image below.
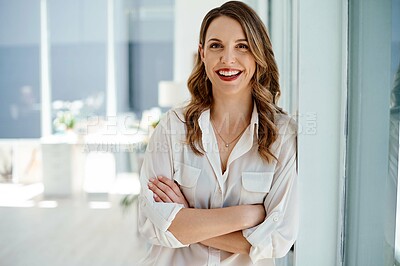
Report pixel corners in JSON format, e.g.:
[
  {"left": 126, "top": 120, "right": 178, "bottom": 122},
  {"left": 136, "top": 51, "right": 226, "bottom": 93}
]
[{"left": 199, "top": 16, "right": 256, "bottom": 99}]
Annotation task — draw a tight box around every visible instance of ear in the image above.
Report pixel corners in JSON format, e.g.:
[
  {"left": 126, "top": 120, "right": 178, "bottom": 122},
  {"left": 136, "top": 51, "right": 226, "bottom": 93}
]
[{"left": 198, "top": 44, "right": 205, "bottom": 62}]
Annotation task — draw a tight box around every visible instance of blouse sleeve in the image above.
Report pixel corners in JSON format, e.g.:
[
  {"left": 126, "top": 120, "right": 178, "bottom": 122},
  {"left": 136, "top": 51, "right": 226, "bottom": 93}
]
[
  {"left": 242, "top": 117, "right": 298, "bottom": 263},
  {"left": 137, "top": 112, "right": 189, "bottom": 248}
]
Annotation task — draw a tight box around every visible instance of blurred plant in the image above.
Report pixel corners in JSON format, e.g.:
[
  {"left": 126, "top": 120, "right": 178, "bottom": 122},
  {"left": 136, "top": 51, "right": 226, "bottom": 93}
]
[
  {"left": 53, "top": 111, "right": 76, "bottom": 132},
  {"left": 52, "top": 100, "right": 80, "bottom": 133},
  {"left": 51, "top": 92, "right": 104, "bottom": 134},
  {"left": 120, "top": 194, "right": 139, "bottom": 212},
  {"left": 151, "top": 120, "right": 159, "bottom": 128}
]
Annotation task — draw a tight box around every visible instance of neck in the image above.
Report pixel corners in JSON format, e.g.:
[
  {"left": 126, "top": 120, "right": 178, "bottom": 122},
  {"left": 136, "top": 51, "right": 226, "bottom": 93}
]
[{"left": 211, "top": 94, "right": 253, "bottom": 130}]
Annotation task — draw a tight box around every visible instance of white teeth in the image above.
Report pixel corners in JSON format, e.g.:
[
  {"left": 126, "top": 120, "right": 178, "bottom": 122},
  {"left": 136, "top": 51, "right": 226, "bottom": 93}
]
[{"left": 218, "top": 70, "right": 240, "bottom": 77}]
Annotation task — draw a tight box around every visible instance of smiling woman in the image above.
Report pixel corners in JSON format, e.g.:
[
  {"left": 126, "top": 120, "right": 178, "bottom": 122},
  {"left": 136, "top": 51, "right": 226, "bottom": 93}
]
[
  {"left": 137, "top": 1, "right": 298, "bottom": 266},
  {"left": 199, "top": 16, "right": 256, "bottom": 97}
]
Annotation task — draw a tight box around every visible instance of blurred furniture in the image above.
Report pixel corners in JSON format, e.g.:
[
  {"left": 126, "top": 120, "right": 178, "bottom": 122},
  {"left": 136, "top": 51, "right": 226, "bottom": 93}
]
[
  {"left": 0, "top": 139, "right": 42, "bottom": 184},
  {"left": 40, "top": 130, "right": 147, "bottom": 197},
  {"left": 41, "top": 134, "right": 84, "bottom": 197},
  {"left": 158, "top": 81, "right": 187, "bottom": 108}
]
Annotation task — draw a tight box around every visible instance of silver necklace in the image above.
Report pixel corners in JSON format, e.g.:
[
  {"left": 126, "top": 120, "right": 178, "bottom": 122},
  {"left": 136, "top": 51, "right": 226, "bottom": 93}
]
[{"left": 210, "top": 118, "right": 248, "bottom": 148}]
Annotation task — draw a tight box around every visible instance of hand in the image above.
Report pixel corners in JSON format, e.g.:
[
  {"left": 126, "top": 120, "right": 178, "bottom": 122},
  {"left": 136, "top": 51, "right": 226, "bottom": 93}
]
[{"left": 148, "top": 176, "right": 189, "bottom": 208}]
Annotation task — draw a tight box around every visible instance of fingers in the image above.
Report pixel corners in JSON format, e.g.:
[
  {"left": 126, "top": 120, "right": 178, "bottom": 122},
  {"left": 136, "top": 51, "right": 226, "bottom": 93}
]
[
  {"left": 148, "top": 176, "right": 180, "bottom": 203},
  {"left": 148, "top": 178, "right": 173, "bottom": 203},
  {"left": 148, "top": 176, "right": 189, "bottom": 208},
  {"left": 153, "top": 193, "right": 162, "bottom": 202},
  {"left": 157, "top": 176, "right": 183, "bottom": 196}
]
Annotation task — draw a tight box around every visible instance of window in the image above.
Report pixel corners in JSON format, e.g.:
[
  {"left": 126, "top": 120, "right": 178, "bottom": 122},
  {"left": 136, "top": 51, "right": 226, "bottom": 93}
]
[{"left": 0, "top": 1, "right": 41, "bottom": 138}]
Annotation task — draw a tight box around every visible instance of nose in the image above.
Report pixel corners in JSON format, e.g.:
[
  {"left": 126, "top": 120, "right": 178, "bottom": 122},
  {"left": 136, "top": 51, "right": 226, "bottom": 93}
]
[{"left": 220, "top": 47, "right": 236, "bottom": 64}]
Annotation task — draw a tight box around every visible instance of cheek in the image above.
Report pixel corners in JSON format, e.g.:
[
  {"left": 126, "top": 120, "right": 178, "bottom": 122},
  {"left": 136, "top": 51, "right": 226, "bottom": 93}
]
[
  {"left": 203, "top": 65, "right": 214, "bottom": 80},
  {"left": 249, "top": 61, "right": 256, "bottom": 77},
  {"left": 204, "top": 51, "right": 220, "bottom": 62},
  {"left": 203, "top": 62, "right": 211, "bottom": 73},
  {"left": 203, "top": 58, "right": 217, "bottom": 73}
]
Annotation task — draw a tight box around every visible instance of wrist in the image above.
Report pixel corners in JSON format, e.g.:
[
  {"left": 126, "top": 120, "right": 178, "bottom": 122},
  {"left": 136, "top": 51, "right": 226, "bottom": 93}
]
[{"left": 241, "top": 205, "right": 265, "bottom": 229}]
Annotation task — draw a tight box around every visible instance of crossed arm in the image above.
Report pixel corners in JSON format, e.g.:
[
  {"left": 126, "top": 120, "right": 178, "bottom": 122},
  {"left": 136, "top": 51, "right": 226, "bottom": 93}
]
[{"left": 147, "top": 176, "right": 266, "bottom": 254}]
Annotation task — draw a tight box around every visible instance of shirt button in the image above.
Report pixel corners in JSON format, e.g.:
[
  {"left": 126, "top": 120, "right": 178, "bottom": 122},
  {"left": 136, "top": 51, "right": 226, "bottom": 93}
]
[
  {"left": 218, "top": 187, "right": 222, "bottom": 193},
  {"left": 273, "top": 216, "right": 279, "bottom": 222}
]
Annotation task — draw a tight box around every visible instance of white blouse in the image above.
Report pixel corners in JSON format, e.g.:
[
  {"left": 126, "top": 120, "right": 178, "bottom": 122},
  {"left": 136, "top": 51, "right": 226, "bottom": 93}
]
[{"left": 138, "top": 105, "right": 298, "bottom": 266}]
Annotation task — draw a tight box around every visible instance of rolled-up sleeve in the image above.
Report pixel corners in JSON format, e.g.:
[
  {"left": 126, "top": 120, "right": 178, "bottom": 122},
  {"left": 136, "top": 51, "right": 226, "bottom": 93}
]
[
  {"left": 137, "top": 113, "right": 189, "bottom": 248},
  {"left": 242, "top": 117, "right": 298, "bottom": 263}
]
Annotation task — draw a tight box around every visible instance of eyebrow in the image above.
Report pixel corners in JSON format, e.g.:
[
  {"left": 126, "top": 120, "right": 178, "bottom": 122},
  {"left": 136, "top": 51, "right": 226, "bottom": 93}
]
[
  {"left": 206, "top": 38, "right": 248, "bottom": 43},
  {"left": 207, "top": 38, "right": 221, "bottom": 43}
]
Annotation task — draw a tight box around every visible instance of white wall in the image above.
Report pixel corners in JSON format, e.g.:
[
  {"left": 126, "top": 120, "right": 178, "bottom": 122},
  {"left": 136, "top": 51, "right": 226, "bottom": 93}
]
[
  {"left": 269, "top": 0, "right": 297, "bottom": 114},
  {"left": 295, "top": 0, "right": 347, "bottom": 265}
]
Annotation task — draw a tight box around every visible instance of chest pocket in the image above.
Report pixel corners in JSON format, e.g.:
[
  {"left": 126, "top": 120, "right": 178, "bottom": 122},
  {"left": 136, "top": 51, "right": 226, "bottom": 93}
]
[
  {"left": 173, "top": 162, "right": 201, "bottom": 208},
  {"left": 240, "top": 172, "right": 274, "bottom": 205}
]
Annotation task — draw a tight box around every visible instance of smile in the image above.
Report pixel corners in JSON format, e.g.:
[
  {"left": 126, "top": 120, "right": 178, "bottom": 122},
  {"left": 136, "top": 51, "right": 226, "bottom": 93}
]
[
  {"left": 216, "top": 69, "right": 242, "bottom": 81},
  {"left": 218, "top": 70, "right": 241, "bottom": 76}
]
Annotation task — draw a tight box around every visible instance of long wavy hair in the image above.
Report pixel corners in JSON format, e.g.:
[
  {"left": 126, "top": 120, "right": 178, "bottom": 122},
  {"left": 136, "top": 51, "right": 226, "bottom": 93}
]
[{"left": 184, "top": 1, "right": 285, "bottom": 163}]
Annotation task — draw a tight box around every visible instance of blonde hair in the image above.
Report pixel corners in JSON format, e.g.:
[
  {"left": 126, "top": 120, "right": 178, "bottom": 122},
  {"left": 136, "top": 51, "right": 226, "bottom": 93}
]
[{"left": 185, "top": 1, "right": 284, "bottom": 163}]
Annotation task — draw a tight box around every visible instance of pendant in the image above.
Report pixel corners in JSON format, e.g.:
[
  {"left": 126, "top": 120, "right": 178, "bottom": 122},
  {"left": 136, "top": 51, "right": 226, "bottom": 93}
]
[{"left": 225, "top": 144, "right": 229, "bottom": 148}]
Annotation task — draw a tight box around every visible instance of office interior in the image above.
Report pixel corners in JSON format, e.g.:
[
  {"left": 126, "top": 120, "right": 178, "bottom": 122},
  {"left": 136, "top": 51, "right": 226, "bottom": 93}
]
[{"left": 0, "top": 0, "right": 399, "bottom": 265}]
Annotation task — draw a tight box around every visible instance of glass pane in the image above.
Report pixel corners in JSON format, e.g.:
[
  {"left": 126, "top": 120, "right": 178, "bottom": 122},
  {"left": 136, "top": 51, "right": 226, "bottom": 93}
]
[
  {"left": 392, "top": 0, "right": 400, "bottom": 262},
  {"left": 345, "top": 0, "right": 397, "bottom": 265},
  {"left": 125, "top": 0, "right": 175, "bottom": 113},
  {"left": 48, "top": 0, "right": 107, "bottom": 134},
  {"left": 0, "top": 0, "right": 41, "bottom": 138}
]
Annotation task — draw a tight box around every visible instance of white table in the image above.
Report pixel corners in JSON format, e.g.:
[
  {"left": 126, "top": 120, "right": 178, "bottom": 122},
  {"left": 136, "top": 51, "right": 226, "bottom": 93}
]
[{"left": 41, "top": 132, "right": 148, "bottom": 197}]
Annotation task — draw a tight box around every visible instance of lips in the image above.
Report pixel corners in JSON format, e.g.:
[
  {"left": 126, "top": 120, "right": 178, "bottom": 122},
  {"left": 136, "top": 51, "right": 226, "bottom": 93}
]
[{"left": 216, "top": 69, "right": 242, "bottom": 81}]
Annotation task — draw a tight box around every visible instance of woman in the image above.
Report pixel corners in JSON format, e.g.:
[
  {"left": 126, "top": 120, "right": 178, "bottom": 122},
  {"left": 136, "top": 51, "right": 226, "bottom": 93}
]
[{"left": 138, "top": 1, "right": 298, "bottom": 265}]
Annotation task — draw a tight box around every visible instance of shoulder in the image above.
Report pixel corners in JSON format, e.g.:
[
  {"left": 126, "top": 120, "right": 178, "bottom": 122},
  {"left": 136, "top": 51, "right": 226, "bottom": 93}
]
[
  {"left": 169, "top": 106, "right": 186, "bottom": 124},
  {"left": 274, "top": 113, "right": 297, "bottom": 142},
  {"left": 156, "top": 106, "right": 186, "bottom": 132}
]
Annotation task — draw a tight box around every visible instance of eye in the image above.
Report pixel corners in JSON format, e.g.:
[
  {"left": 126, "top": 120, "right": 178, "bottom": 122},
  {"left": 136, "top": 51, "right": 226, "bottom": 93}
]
[
  {"left": 209, "top": 43, "right": 222, "bottom": 49},
  {"left": 237, "top": 43, "right": 249, "bottom": 50}
]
